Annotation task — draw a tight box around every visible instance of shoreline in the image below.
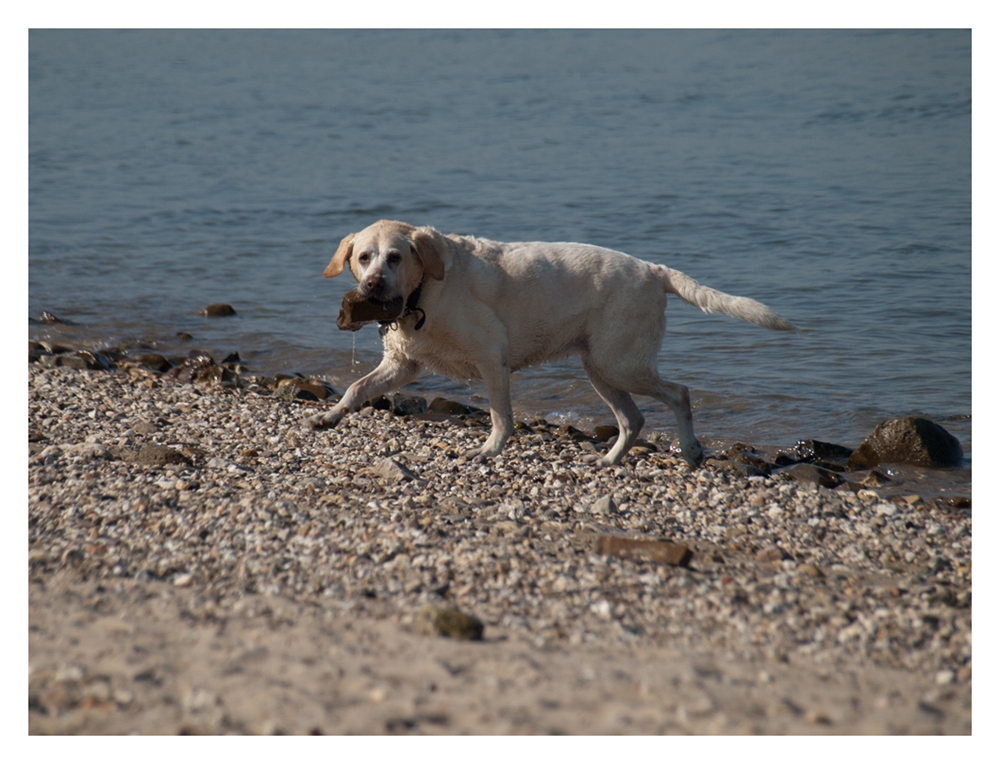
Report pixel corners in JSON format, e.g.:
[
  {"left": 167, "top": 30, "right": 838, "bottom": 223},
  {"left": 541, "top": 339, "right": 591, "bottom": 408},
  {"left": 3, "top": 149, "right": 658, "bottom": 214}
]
[{"left": 28, "top": 364, "right": 971, "bottom": 734}]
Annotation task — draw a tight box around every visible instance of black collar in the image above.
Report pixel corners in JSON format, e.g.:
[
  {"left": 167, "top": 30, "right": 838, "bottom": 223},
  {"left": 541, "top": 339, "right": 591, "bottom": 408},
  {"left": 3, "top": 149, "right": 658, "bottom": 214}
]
[{"left": 379, "top": 281, "right": 426, "bottom": 336}]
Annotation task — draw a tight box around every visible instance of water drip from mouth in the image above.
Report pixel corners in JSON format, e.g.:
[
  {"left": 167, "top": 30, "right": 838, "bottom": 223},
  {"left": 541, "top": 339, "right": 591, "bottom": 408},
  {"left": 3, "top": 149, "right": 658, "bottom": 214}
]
[{"left": 352, "top": 332, "right": 357, "bottom": 368}]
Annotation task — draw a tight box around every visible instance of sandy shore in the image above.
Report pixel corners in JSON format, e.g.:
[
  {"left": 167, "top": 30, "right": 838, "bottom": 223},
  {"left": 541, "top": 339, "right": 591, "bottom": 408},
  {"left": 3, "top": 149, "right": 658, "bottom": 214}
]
[{"left": 28, "top": 364, "right": 971, "bottom": 734}]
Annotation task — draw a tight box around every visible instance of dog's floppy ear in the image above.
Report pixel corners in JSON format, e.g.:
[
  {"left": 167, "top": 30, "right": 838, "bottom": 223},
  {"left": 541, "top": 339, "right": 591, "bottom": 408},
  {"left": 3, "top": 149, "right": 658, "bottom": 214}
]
[
  {"left": 323, "top": 233, "right": 356, "bottom": 278},
  {"left": 409, "top": 228, "right": 446, "bottom": 281}
]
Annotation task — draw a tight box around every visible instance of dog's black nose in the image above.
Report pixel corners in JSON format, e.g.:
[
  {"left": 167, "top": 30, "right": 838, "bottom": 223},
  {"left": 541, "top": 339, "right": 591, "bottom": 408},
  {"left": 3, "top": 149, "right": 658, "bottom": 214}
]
[{"left": 362, "top": 273, "right": 385, "bottom": 296}]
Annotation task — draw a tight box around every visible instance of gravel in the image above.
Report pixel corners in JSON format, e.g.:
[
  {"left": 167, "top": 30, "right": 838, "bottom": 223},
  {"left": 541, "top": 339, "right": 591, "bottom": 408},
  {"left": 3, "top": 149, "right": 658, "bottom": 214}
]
[{"left": 27, "top": 364, "right": 972, "bottom": 734}]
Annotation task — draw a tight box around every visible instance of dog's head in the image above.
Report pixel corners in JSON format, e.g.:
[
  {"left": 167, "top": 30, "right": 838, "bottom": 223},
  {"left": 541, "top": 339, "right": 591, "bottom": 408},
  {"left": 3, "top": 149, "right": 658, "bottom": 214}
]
[{"left": 323, "top": 220, "right": 447, "bottom": 302}]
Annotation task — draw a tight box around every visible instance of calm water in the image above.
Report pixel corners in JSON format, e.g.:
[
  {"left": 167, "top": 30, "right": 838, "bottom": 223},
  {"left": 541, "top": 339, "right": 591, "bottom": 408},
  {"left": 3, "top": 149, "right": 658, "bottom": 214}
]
[{"left": 29, "top": 30, "right": 971, "bottom": 483}]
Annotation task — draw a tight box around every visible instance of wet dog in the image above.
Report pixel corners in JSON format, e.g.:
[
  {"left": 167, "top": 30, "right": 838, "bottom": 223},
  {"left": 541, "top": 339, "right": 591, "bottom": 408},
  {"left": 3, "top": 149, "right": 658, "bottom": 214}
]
[{"left": 309, "top": 219, "right": 794, "bottom": 466}]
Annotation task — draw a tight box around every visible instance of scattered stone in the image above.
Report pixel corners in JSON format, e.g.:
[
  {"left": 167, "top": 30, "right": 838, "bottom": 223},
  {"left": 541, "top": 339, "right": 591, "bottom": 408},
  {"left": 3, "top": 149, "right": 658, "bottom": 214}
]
[
  {"left": 39, "top": 311, "right": 67, "bottom": 324},
  {"left": 792, "top": 439, "right": 854, "bottom": 463},
  {"left": 38, "top": 353, "right": 87, "bottom": 370},
  {"left": 389, "top": 394, "right": 428, "bottom": 417},
  {"left": 558, "top": 424, "right": 592, "bottom": 443},
  {"left": 592, "top": 425, "right": 619, "bottom": 443},
  {"left": 132, "top": 420, "right": 160, "bottom": 435},
  {"left": 720, "top": 445, "right": 774, "bottom": 475},
  {"left": 594, "top": 535, "right": 693, "bottom": 567},
  {"left": 417, "top": 605, "right": 484, "bottom": 640},
  {"left": 373, "top": 458, "right": 419, "bottom": 482},
  {"left": 861, "top": 470, "right": 892, "bottom": 487},
  {"left": 590, "top": 495, "right": 617, "bottom": 515},
  {"left": 183, "top": 686, "right": 219, "bottom": 712},
  {"left": 130, "top": 353, "right": 173, "bottom": 372},
  {"left": 66, "top": 442, "right": 111, "bottom": 461},
  {"left": 754, "top": 545, "right": 791, "bottom": 563},
  {"left": 276, "top": 378, "right": 336, "bottom": 401},
  {"left": 937, "top": 495, "right": 971, "bottom": 510},
  {"left": 781, "top": 463, "right": 843, "bottom": 488},
  {"left": 428, "top": 397, "right": 472, "bottom": 416},
  {"left": 797, "top": 563, "right": 825, "bottom": 579},
  {"left": 847, "top": 417, "right": 963, "bottom": 469},
  {"left": 133, "top": 444, "right": 191, "bottom": 467},
  {"left": 201, "top": 304, "right": 236, "bottom": 317}
]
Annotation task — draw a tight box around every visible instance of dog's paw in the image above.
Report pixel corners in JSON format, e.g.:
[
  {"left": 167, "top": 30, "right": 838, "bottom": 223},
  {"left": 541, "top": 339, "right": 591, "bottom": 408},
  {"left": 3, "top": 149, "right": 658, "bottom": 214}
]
[
  {"left": 681, "top": 442, "right": 705, "bottom": 468},
  {"left": 461, "top": 448, "right": 491, "bottom": 464},
  {"left": 307, "top": 410, "right": 343, "bottom": 430}
]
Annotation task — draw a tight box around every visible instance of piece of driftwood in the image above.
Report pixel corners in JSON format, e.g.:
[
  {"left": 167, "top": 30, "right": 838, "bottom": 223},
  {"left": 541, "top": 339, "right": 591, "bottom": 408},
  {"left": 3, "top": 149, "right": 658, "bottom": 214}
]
[{"left": 336, "top": 289, "right": 405, "bottom": 331}]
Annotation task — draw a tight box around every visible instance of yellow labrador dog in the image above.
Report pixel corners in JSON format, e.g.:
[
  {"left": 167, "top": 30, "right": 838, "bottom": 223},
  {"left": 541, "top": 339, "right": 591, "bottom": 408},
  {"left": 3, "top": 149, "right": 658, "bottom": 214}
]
[{"left": 309, "top": 219, "right": 794, "bottom": 466}]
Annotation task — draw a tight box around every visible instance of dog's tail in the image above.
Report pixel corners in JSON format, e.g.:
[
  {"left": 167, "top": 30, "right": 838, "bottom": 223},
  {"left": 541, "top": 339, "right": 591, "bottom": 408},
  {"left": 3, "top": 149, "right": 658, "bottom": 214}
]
[{"left": 657, "top": 265, "right": 796, "bottom": 331}]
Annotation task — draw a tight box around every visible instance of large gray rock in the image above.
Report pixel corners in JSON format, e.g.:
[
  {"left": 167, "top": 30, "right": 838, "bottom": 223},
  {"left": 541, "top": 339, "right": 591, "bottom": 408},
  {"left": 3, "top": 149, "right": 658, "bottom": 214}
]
[{"left": 847, "top": 417, "right": 963, "bottom": 469}]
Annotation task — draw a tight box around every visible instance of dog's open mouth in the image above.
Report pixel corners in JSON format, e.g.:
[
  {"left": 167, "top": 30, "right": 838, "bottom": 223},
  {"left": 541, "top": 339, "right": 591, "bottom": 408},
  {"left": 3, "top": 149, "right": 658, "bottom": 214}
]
[{"left": 336, "top": 289, "right": 405, "bottom": 331}]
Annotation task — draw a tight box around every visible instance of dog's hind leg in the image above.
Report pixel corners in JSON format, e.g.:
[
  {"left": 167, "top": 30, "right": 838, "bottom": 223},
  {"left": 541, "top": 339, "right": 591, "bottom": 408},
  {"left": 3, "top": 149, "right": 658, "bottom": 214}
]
[
  {"left": 633, "top": 374, "right": 704, "bottom": 467},
  {"left": 584, "top": 362, "right": 645, "bottom": 466},
  {"left": 589, "top": 360, "right": 704, "bottom": 467}
]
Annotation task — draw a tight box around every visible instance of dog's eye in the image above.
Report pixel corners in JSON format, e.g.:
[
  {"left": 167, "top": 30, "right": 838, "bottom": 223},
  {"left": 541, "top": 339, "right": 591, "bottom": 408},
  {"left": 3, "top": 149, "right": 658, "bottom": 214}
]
[
  {"left": 358, "top": 252, "right": 371, "bottom": 264},
  {"left": 386, "top": 252, "right": 402, "bottom": 266}
]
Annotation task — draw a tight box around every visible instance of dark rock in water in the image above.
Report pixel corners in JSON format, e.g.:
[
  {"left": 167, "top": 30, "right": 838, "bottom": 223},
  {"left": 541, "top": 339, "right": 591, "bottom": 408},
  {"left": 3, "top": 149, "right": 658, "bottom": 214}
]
[
  {"left": 370, "top": 395, "right": 392, "bottom": 411},
  {"left": 337, "top": 289, "right": 404, "bottom": 331},
  {"left": 39, "top": 311, "right": 67, "bottom": 325},
  {"left": 276, "top": 378, "right": 337, "bottom": 401},
  {"left": 793, "top": 439, "right": 854, "bottom": 463},
  {"left": 428, "top": 397, "right": 472, "bottom": 416},
  {"left": 368, "top": 394, "right": 427, "bottom": 416},
  {"left": 937, "top": 495, "right": 971, "bottom": 510},
  {"left": 29, "top": 341, "right": 43, "bottom": 363},
  {"left": 592, "top": 425, "right": 619, "bottom": 443},
  {"left": 201, "top": 304, "right": 236, "bottom": 317},
  {"left": 220, "top": 352, "right": 241, "bottom": 365},
  {"left": 847, "top": 417, "right": 964, "bottom": 469},
  {"left": 557, "top": 424, "right": 593, "bottom": 443},
  {"left": 132, "top": 354, "right": 172, "bottom": 372},
  {"left": 782, "top": 463, "right": 843, "bottom": 489},
  {"left": 390, "top": 393, "right": 428, "bottom": 416},
  {"left": 75, "top": 351, "right": 114, "bottom": 370},
  {"left": 38, "top": 353, "right": 87, "bottom": 370},
  {"left": 775, "top": 439, "right": 854, "bottom": 467},
  {"left": 176, "top": 332, "right": 194, "bottom": 341},
  {"left": 861, "top": 470, "right": 892, "bottom": 487},
  {"left": 718, "top": 444, "right": 774, "bottom": 476},
  {"left": 811, "top": 459, "right": 846, "bottom": 473},
  {"left": 166, "top": 350, "right": 217, "bottom": 382},
  {"left": 186, "top": 349, "right": 215, "bottom": 367},
  {"left": 38, "top": 341, "right": 73, "bottom": 355},
  {"left": 194, "top": 364, "right": 235, "bottom": 387},
  {"left": 37, "top": 351, "right": 112, "bottom": 371}
]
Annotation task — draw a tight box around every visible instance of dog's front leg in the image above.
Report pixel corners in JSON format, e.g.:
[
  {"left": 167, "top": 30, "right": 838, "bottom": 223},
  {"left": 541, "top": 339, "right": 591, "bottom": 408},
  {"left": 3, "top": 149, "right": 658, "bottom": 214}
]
[
  {"left": 470, "top": 359, "right": 515, "bottom": 459},
  {"left": 308, "top": 355, "right": 421, "bottom": 430}
]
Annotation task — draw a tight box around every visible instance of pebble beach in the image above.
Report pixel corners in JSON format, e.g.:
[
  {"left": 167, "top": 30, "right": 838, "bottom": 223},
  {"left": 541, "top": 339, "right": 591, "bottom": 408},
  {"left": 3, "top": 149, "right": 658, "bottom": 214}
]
[{"left": 27, "top": 362, "right": 972, "bottom": 735}]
